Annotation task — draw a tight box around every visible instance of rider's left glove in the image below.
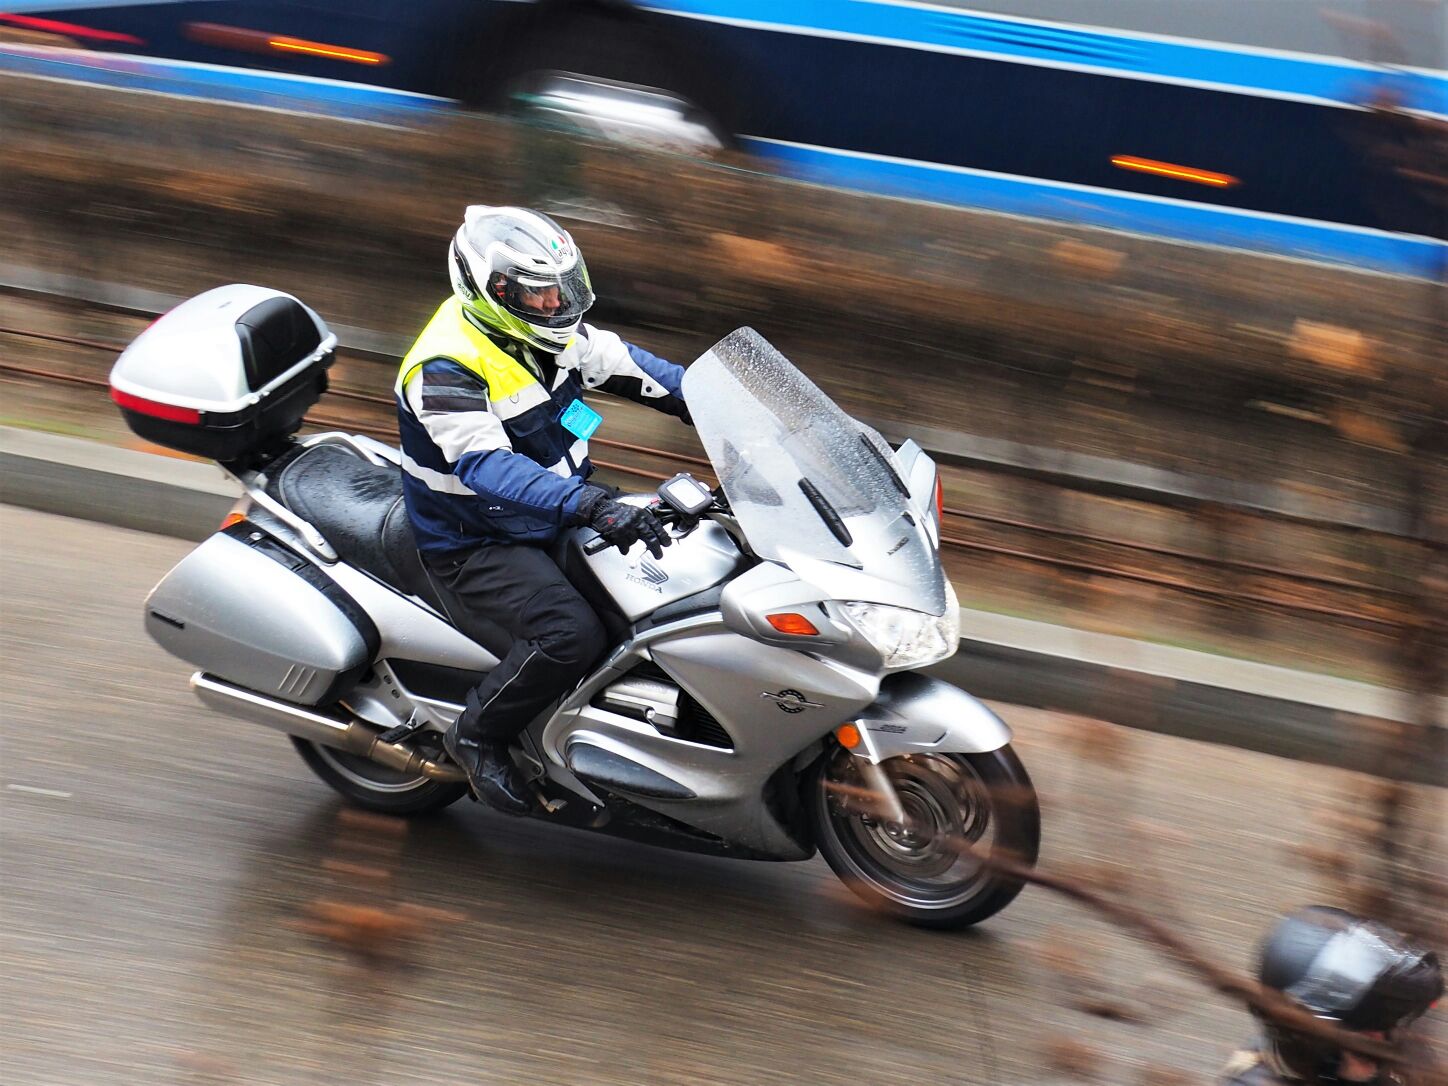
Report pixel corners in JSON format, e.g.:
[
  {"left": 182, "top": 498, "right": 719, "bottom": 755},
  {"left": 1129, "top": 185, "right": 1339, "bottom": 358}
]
[{"left": 576, "top": 488, "right": 670, "bottom": 559}]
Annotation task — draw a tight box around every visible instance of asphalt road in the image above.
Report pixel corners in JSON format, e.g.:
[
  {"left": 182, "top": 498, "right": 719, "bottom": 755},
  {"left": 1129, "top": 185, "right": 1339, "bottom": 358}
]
[{"left": 0, "top": 504, "right": 1419, "bottom": 1085}]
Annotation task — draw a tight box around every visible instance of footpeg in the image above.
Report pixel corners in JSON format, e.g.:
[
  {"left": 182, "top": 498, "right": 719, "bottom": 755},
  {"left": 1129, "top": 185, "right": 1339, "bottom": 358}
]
[{"left": 376, "top": 715, "right": 426, "bottom": 746}]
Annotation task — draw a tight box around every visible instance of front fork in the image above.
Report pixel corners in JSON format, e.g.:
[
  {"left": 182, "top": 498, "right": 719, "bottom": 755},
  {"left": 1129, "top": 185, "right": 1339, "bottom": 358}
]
[
  {"left": 854, "top": 756, "right": 909, "bottom": 826},
  {"left": 832, "top": 670, "right": 1014, "bottom": 828}
]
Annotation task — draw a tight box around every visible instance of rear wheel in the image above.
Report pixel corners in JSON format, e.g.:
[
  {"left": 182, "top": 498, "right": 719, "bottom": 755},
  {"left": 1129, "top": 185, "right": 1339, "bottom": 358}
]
[
  {"left": 809, "top": 746, "right": 1040, "bottom": 928},
  {"left": 291, "top": 737, "right": 468, "bottom": 816}
]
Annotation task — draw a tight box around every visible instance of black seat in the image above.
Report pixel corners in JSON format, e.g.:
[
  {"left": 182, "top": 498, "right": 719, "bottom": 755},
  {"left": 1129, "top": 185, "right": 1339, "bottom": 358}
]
[
  {"left": 263, "top": 443, "right": 508, "bottom": 657},
  {"left": 264, "top": 441, "right": 626, "bottom": 658},
  {"left": 265, "top": 443, "right": 435, "bottom": 597}
]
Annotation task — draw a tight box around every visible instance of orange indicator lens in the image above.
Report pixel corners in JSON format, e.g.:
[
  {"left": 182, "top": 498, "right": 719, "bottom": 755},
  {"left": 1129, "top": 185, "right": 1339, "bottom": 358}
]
[
  {"left": 1111, "top": 155, "right": 1238, "bottom": 187},
  {"left": 766, "top": 612, "right": 820, "bottom": 636},
  {"left": 835, "top": 724, "right": 862, "bottom": 749}
]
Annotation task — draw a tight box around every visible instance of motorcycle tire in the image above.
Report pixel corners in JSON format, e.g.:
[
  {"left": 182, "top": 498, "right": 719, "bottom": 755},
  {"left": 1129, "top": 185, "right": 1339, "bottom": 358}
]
[
  {"left": 291, "top": 737, "right": 468, "bottom": 816},
  {"left": 808, "top": 746, "right": 1040, "bottom": 929}
]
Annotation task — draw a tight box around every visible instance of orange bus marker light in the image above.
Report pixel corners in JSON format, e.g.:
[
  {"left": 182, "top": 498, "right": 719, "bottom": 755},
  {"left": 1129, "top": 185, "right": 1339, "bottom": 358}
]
[
  {"left": 1111, "top": 155, "right": 1238, "bottom": 188},
  {"left": 266, "top": 36, "right": 388, "bottom": 65},
  {"left": 185, "top": 23, "right": 388, "bottom": 65}
]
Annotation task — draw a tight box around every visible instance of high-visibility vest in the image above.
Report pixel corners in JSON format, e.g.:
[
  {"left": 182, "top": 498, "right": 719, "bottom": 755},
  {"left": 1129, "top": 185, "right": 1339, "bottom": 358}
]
[
  {"left": 398, "top": 296, "right": 561, "bottom": 424},
  {"left": 394, "top": 298, "right": 594, "bottom": 549}
]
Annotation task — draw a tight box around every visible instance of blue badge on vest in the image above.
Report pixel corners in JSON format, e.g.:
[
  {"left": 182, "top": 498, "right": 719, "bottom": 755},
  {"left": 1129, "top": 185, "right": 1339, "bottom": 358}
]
[{"left": 559, "top": 399, "right": 602, "bottom": 441}]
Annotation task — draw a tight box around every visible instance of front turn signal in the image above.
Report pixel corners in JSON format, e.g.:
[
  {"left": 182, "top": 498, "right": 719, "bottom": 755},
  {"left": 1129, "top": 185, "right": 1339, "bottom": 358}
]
[
  {"left": 766, "top": 612, "right": 819, "bottom": 636},
  {"left": 835, "top": 723, "right": 862, "bottom": 750}
]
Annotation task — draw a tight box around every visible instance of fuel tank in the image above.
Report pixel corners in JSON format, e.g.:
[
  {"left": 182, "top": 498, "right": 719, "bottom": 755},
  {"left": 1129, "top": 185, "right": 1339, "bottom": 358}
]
[{"left": 569, "top": 520, "right": 744, "bottom": 622}]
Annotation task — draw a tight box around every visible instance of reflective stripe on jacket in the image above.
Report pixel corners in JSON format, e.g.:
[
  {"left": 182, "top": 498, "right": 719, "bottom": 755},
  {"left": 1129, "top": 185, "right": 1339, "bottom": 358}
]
[{"left": 395, "top": 297, "right": 686, "bottom": 552}]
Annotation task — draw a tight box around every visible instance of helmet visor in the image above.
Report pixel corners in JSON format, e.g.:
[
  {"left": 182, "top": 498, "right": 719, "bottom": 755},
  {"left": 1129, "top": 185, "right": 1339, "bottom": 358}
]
[
  {"left": 492, "top": 263, "right": 594, "bottom": 329},
  {"left": 1286, "top": 925, "right": 1434, "bottom": 1029}
]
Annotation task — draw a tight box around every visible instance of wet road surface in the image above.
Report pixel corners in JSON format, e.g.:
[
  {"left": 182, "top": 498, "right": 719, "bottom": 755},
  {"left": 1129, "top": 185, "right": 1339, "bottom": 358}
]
[{"left": 0, "top": 504, "right": 1405, "bottom": 1084}]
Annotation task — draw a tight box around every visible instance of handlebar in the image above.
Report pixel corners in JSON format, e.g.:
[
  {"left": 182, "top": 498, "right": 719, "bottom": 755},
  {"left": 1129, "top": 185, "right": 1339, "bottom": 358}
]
[{"left": 581, "top": 499, "right": 707, "bottom": 556}]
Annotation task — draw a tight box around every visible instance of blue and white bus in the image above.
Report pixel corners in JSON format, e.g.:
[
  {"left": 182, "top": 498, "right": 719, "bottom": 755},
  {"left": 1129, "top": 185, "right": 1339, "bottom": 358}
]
[{"left": 3, "top": 0, "right": 1444, "bottom": 276}]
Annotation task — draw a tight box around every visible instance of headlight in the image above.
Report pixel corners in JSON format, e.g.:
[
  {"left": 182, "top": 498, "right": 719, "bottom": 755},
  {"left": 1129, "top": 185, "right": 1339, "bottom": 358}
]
[{"left": 843, "top": 581, "right": 960, "bottom": 669}]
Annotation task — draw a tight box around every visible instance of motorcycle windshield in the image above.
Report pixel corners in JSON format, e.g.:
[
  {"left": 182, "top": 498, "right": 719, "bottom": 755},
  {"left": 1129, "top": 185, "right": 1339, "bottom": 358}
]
[{"left": 683, "top": 328, "right": 946, "bottom": 614}]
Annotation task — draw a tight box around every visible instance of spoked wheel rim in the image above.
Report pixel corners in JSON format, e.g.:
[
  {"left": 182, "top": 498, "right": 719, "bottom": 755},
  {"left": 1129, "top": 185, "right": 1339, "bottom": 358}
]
[
  {"left": 310, "top": 744, "right": 431, "bottom": 795},
  {"left": 821, "top": 752, "right": 998, "bottom": 911}
]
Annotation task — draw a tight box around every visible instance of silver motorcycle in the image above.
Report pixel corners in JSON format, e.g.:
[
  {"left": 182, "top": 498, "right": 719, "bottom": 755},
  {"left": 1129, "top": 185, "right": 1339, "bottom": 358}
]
[{"left": 113, "top": 288, "right": 1040, "bottom": 928}]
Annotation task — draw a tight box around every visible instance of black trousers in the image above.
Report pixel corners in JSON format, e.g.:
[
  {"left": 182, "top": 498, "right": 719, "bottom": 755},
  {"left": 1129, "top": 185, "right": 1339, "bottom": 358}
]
[{"left": 422, "top": 543, "right": 607, "bottom": 743}]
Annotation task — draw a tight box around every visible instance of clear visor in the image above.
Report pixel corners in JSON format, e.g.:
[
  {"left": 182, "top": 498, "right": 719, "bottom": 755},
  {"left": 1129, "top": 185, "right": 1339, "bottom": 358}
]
[
  {"left": 1286, "top": 927, "right": 1402, "bottom": 1017},
  {"left": 492, "top": 264, "right": 594, "bottom": 329}
]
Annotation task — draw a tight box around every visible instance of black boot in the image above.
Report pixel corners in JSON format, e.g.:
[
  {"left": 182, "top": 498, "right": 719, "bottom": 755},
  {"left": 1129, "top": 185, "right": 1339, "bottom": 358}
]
[{"left": 443, "top": 724, "right": 533, "bottom": 816}]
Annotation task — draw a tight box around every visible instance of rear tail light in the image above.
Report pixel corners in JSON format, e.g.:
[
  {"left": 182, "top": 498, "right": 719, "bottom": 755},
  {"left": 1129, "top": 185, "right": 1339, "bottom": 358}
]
[{"left": 110, "top": 386, "right": 201, "bottom": 424}]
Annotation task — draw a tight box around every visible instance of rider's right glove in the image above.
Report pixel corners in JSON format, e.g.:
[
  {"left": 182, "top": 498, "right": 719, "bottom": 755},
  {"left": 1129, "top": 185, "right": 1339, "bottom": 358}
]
[{"left": 577, "top": 489, "right": 670, "bottom": 559}]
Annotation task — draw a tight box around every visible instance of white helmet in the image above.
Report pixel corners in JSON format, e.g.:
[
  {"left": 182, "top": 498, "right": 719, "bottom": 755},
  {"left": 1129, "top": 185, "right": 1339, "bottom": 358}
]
[{"left": 448, "top": 205, "right": 595, "bottom": 354}]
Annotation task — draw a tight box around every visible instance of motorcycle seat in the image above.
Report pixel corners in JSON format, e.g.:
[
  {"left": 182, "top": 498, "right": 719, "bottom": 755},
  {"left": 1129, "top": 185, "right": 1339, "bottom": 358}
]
[
  {"left": 263, "top": 442, "right": 485, "bottom": 623},
  {"left": 262, "top": 440, "right": 594, "bottom": 658}
]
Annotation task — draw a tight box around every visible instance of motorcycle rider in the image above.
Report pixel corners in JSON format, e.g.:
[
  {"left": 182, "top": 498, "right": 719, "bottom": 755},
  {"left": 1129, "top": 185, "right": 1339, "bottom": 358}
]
[
  {"left": 1220, "top": 906, "right": 1441, "bottom": 1085},
  {"left": 396, "top": 205, "right": 689, "bottom": 813}
]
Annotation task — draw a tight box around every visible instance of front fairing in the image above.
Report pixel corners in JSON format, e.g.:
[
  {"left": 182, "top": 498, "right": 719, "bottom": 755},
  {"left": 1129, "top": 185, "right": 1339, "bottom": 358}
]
[{"left": 682, "top": 329, "right": 947, "bottom": 615}]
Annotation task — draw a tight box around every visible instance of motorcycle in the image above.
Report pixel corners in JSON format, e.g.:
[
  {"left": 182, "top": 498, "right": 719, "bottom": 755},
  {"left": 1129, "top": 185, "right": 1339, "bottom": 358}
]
[{"left": 110, "top": 285, "right": 1040, "bottom": 928}]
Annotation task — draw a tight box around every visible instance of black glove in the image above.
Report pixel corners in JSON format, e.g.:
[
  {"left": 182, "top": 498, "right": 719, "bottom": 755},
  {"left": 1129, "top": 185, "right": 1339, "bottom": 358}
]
[{"left": 580, "top": 491, "right": 670, "bottom": 559}]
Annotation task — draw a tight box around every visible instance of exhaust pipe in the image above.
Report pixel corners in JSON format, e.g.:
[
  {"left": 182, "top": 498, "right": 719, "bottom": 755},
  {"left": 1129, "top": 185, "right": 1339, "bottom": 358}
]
[{"left": 190, "top": 672, "right": 466, "bottom": 783}]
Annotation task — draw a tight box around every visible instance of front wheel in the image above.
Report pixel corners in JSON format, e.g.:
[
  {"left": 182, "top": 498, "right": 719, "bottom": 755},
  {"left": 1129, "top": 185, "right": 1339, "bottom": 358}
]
[
  {"left": 291, "top": 737, "right": 468, "bottom": 816},
  {"left": 808, "top": 746, "right": 1040, "bottom": 929}
]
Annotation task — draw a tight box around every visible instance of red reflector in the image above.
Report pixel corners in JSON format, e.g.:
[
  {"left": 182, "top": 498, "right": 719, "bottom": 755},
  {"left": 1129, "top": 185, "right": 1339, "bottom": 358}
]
[
  {"left": 0, "top": 14, "right": 144, "bottom": 44},
  {"left": 934, "top": 476, "right": 944, "bottom": 521},
  {"left": 110, "top": 386, "right": 201, "bottom": 424},
  {"left": 766, "top": 613, "right": 819, "bottom": 636}
]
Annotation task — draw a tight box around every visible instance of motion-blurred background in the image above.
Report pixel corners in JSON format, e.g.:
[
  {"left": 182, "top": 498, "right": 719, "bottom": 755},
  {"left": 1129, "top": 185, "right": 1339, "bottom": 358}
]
[{"left": 1, "top": 2, "right": 1443, "bottom": 1084}]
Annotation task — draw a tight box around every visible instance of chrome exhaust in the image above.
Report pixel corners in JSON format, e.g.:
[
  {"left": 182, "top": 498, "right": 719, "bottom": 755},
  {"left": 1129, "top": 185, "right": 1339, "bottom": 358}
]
[{"left": 190, "top": 672, "right": 466, "bottom": 783}]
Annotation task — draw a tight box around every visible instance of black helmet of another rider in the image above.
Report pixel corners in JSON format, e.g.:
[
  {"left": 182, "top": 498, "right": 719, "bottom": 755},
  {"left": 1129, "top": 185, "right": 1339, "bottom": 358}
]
[{"left": 1255, "top": 906, "right": 1441, "bottom": 1080}]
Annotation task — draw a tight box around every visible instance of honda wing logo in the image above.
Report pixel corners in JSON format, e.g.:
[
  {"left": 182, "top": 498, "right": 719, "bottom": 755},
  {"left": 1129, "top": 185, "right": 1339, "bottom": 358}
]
[
  {"left": 625, "top": 558, "right": 669, "bottom": 592},
  {"left": 761, "top": 689, "right": 824, "bottom": 714}
]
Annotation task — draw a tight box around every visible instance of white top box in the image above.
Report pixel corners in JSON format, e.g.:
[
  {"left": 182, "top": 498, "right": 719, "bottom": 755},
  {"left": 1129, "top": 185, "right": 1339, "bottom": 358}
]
[{"left": 110, "top": 284, "right": 336, "bottom": 414}]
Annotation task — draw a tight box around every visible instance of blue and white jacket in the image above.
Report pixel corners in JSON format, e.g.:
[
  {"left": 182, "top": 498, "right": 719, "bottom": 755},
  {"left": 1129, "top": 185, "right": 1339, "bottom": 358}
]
[{"left": 395, "top": 297, "right": 688, "bottom": 553}]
